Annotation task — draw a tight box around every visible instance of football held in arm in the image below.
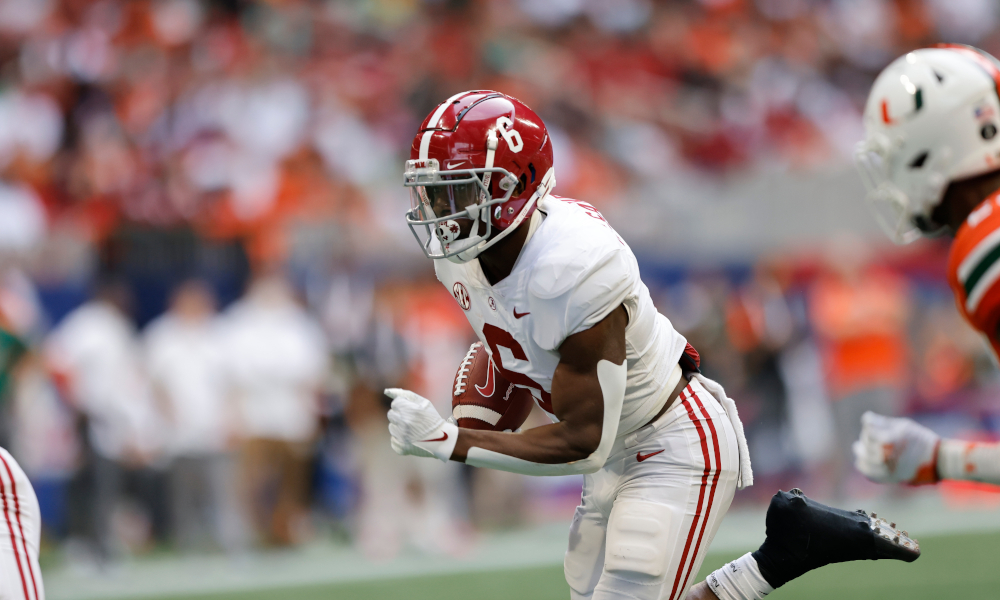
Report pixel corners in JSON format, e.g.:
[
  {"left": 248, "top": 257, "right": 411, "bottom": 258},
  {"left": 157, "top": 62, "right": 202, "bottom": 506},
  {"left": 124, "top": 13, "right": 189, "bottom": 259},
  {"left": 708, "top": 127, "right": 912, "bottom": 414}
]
[{"left": 388, "top": 91, "right": 919, "bottom": 600}]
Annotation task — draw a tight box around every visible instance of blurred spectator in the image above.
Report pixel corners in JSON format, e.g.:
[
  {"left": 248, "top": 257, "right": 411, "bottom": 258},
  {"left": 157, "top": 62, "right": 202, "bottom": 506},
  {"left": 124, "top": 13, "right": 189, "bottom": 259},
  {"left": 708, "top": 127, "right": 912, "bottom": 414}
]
[
  {"left": 344, "top": 282, "right": 414, "bottom": 559},
  {"left": 0, "top": 277, "right": 31, "bottom": 443},
  {"left": 725, "top": 264, "right": 796, "bottom": 480},
  {"left": 397, "top": 283, "right": 473, "bottom": 555},
  {"left": 345, "top": 281, "right": 472, "bottom": 559},
  {"left": 223, "top": 273, "right": 327, "bottom": 546},
  {"left": 143, "top": 279, "right": 244, "bottom": 553},
  {"left": 45, "top": 280, "right": 167, "bottom": 559},
  {"left": 809, "top": 240, "right": 912, "bottom": 495}
]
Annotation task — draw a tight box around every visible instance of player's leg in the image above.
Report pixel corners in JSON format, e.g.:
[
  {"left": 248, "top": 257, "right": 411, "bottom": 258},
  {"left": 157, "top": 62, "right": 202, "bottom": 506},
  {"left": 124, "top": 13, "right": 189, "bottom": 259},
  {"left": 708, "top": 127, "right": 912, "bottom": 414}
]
[
  {"left": 589, "top": 380, "right": 741, "bottom": 600},
  {"left": 564, "top": 485, "right": 609, "bottom": 600},
  {"left": 687, "top": 488, "right": 919, "bottom": 600}
]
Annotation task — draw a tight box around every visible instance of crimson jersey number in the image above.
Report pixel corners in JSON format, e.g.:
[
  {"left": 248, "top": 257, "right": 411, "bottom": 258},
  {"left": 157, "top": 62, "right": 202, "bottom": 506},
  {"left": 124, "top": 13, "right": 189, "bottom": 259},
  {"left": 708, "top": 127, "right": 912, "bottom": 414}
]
[{"left": 482, "top": 323, "right": 554, "bottom": 413}]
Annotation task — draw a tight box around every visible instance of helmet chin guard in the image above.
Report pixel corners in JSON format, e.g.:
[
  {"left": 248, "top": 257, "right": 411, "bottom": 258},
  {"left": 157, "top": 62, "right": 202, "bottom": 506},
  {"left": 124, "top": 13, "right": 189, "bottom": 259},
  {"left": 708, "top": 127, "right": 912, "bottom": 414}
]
[{"left": 403, "top": 90, "right": 557, "bottom": 262}]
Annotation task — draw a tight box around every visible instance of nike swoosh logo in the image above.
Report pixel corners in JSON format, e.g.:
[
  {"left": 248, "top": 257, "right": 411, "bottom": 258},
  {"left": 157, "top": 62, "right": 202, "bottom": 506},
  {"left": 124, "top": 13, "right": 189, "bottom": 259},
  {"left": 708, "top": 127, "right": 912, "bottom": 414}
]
[
  {"left": 475, "top": 361, "right": 496, "bottom": 397},
  {"left": 513, "top": 308, "right": 530, "bottom": 319},
  {"left": 445, "top": 160, "right": 466, "bottom": 169},
  {"left": 421, "top": 432, "right": 449, "bottom": 443},
  {"left": 636, "top": 449, "right": 665, "bottom": 462}
]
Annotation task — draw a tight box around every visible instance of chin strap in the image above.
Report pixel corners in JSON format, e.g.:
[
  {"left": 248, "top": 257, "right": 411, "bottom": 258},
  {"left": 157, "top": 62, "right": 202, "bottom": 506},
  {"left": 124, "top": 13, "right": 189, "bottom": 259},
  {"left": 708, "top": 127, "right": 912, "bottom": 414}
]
[
  {"left": 469, "top": 129, "right": 500, "bottom": 242},
  {"left": 523, "top": 207, "right": 544, "bottom": 245}
]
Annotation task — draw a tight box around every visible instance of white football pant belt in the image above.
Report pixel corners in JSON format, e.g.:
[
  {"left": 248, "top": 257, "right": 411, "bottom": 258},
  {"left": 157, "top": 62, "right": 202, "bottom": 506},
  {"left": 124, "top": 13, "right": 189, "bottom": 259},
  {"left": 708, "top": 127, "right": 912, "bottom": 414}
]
[{"left": 466, "top": 359, "right": 626, "bottom": 476}]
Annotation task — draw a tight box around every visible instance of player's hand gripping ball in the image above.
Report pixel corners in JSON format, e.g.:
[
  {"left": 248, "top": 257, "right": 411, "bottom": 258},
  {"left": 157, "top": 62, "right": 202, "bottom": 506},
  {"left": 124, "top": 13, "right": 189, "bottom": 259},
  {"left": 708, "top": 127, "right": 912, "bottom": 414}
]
[
  {"left": 853, "top": 411, "right": 940, "bottom": 485},
  {"left": 385, "top": 388, "right": 446, "bottom": 459},
  {"left": 452, "top": 342, "right": 535, "bottom": 432}
]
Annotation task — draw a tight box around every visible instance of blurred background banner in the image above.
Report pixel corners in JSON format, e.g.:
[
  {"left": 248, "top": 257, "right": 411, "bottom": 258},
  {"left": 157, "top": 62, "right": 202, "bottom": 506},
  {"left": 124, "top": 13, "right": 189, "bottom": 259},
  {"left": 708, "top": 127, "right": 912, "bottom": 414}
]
[{"left": 1, "top": 0, "right": 1000, "bottom": 598}]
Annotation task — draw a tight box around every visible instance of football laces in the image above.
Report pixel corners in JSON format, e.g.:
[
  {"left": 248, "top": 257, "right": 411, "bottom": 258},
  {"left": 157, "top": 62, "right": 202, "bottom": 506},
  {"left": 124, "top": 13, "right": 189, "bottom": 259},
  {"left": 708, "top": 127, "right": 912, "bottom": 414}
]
[{"left": 454, "top": 342, "right": 482, "bottom": 396}]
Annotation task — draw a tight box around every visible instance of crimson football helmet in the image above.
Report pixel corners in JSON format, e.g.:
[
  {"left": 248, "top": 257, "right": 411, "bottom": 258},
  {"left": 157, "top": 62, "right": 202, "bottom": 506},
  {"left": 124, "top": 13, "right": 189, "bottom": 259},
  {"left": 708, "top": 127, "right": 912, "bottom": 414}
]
[{"left": 404, "top": 91, "right": 556, "bottom": 263}]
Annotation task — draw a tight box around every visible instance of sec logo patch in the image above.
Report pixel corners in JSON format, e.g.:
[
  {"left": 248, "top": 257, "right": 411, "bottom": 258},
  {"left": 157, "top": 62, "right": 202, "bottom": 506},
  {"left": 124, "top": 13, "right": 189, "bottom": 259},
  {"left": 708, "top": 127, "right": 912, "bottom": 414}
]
[
  {"left": 488, "top": 297, "right": 497, "bottom": 311},
  {"left": 453, "top": 282, "right": 471, "bottom": 310}
]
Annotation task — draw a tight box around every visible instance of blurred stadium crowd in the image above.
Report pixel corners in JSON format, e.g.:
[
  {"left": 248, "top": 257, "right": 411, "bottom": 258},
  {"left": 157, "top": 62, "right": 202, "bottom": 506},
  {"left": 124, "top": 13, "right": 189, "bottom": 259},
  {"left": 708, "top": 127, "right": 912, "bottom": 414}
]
[{"left": 0, "top": 0, "right": 998, "bottom": 564}]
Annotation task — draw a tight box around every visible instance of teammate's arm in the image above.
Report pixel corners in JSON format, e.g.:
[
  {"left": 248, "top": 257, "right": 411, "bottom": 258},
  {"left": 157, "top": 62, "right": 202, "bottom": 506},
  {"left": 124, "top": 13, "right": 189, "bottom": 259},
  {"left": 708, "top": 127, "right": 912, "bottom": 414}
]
[{"left": 386, "top": 305, "right": 627, "bottom": 475}]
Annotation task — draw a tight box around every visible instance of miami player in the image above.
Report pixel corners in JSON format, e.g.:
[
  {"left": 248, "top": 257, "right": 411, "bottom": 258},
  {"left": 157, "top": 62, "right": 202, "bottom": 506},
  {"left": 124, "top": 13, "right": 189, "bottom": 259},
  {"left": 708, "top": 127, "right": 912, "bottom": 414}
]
[
  {"left": 854, "top": 45, "right": 1000, "bottom": 488},
  {"left": 387, "top": 91, "right": 919, "bottom": 600}
]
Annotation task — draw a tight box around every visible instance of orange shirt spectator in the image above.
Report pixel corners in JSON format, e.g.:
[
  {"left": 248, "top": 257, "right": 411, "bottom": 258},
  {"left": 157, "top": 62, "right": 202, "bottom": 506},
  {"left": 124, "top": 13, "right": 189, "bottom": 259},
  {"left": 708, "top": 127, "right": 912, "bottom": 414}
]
[{"left": 809, "top": 265, "right": 911, "bottom": 400}]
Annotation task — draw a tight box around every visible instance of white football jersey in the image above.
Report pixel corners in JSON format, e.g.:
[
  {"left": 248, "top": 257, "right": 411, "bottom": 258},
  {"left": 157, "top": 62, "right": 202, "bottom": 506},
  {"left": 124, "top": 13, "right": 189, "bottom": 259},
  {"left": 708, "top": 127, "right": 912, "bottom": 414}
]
[{"left": 434, "top": 195, "right": 687, "bottom": 437}]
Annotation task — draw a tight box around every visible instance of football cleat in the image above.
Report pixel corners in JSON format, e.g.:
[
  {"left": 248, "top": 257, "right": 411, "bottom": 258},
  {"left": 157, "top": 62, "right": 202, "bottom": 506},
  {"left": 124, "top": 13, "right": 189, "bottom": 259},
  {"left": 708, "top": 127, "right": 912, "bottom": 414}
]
[
  {"left": 865, "top": 511, "right": 921, "bottom": 560},
  {"left": 751, "top": 488, "right": 920, "bottom": 589}
]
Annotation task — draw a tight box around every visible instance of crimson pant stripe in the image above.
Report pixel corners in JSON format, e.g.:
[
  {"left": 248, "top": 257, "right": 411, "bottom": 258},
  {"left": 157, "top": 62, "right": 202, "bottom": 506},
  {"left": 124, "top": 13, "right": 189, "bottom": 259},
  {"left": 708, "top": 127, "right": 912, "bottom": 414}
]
[
  {"left": 667, "top": 387, "right": 715, "bottom": 600},
  {"left": 0, "top": 460, "right": 29, "bottom": 600},
  {"left": 678, "top": 388, "right": 723, "bottom": 595},
  {"left": 0, "top": 454, "right": 37, "bottom": 600}
]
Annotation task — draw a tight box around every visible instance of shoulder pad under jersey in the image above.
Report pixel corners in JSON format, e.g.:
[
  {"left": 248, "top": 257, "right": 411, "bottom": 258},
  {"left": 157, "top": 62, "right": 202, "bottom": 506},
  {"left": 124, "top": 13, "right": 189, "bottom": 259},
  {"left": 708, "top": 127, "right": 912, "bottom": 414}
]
[{"left": 949, "top": 192, "right": 1000, "bottom": 340}]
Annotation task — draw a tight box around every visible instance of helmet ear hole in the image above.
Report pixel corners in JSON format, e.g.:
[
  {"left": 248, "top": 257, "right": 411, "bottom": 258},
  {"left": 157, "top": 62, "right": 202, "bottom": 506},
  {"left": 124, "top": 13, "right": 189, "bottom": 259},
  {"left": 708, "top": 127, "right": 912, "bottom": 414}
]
[
  {"left": 912, "top": 214, "right": 944, "bottom": 235},
  {"left": 514, "top": 174, "right": 527, "bottom": 196},
  {"left": 528, "top": 163, "right": 536, "bottom": 183},
  {"left": 909, "top": 151, "right": 930, "bottom": 169}
]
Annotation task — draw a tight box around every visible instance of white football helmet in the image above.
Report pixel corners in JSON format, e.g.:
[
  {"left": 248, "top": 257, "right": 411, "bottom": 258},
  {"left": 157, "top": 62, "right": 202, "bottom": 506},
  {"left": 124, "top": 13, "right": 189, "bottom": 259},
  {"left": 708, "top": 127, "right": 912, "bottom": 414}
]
[{"left": 856, "top": 45, "right": 1000, "bottom": 243}]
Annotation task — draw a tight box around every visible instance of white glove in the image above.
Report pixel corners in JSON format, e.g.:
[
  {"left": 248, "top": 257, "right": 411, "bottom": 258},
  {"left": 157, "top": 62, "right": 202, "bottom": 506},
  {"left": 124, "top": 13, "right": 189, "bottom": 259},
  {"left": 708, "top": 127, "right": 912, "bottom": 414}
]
[
  {"left": 385, "top": 388, "right": 459, "bottom": 462},
  {"left": 853, "top": 411, "right": 940, "bottom": 485}
]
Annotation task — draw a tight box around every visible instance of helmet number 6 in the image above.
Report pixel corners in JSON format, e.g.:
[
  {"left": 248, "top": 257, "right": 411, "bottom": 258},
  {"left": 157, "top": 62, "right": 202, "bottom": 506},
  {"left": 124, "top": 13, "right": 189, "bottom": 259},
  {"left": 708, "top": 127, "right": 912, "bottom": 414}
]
[{"left": 496, "top": 117, "right": 524, "bottom": 153}]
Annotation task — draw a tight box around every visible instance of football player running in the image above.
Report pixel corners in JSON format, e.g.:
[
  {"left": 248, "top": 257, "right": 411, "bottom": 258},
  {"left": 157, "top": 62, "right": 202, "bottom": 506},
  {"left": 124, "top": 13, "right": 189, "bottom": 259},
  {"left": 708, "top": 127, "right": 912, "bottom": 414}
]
[
  {"left": 388, "top": 91, "right": 918, "bottom": 600},
  {"left": 854, "top": 45, "right": 1000, "bottom": 488}
]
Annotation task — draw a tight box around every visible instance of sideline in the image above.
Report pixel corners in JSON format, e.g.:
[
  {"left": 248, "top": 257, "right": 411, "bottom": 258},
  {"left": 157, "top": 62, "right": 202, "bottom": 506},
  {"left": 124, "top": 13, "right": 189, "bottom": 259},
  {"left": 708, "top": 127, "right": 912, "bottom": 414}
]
[{"left": 43, "top": 490, "right": 1000, "bottom": 600}]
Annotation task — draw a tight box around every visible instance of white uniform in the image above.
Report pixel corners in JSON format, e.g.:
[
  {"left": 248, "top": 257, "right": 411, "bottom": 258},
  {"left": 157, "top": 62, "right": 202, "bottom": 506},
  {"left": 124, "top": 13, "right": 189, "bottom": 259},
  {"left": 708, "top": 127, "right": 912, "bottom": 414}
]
[
  {"left": 0, "top": 448, "right": 43, "bottom": 600},
  {"left": 435, "top": 196, "right": 741, "bottom": 600}
]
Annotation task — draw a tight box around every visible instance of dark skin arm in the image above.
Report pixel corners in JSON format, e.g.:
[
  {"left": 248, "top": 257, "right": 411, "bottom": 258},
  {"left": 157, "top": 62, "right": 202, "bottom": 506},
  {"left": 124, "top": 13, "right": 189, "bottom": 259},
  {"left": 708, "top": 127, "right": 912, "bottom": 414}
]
[{"left": 451, "top": 304, "right": 627, "bottom": 464}]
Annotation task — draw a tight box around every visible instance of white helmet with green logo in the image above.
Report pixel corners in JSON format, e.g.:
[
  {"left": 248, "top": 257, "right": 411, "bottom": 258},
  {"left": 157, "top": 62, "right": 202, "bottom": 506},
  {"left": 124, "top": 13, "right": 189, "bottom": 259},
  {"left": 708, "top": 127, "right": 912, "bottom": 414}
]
[{"left": 856, "top": 45, "right": 1000, "bottom": 243}]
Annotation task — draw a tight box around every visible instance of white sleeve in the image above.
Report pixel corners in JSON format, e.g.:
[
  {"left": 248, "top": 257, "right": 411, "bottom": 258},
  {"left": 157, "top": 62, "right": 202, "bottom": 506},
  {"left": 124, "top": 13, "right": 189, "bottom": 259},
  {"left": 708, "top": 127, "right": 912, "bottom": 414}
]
[
  {"left": 465, "top": 359, "right": 626, "bottom": 476},
  {"left": 527, "top": 246, "right": 636, "bottom": 352},
  {"left": 939, "top": 439, "right": 1000, "bottom": 484}
]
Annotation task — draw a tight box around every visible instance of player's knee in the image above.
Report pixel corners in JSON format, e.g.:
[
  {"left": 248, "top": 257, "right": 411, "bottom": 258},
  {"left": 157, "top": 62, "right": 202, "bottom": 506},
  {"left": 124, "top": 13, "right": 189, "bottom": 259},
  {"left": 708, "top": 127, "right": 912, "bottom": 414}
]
[{"left": 603, "top": 500, "right": 675, "bottom": 583}]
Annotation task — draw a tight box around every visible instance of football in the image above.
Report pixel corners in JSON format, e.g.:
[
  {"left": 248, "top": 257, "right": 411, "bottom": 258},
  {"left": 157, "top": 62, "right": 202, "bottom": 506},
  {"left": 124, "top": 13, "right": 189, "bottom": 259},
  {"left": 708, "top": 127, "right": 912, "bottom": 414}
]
[{"left": 452, "top": 342, "right": 535, "bottom": 432}]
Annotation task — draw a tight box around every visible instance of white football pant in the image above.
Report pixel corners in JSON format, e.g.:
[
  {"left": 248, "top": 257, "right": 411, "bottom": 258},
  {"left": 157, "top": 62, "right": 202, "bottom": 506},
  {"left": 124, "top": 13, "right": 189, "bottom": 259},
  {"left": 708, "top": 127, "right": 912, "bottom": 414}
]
[
  {"left": 0, "top": 447, "right": 43, "bottom": 600},
  {"left": 565, "top": 378, "right": 740, "bottom": 600}
]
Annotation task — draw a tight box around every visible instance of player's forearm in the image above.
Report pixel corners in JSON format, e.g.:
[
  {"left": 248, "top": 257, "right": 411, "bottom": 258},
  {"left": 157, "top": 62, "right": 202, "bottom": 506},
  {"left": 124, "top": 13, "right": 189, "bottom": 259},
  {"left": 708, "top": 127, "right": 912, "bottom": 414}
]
[
  {"left": 452, "top": 420, "right": 601, "bottom": 464},
  {"left": 938, "top": 439, "right": 1000, "bottom": 484},
  {"left": 459, "top": 359, "right": 626, "bottom": 476}
]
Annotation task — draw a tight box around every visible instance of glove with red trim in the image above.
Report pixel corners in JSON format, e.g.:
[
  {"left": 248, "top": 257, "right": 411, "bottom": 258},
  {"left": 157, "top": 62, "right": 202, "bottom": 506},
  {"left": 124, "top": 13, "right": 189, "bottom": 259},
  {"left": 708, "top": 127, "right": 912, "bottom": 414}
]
[{"left": 385, "top": 388, "right": 459, "bottom": 462}]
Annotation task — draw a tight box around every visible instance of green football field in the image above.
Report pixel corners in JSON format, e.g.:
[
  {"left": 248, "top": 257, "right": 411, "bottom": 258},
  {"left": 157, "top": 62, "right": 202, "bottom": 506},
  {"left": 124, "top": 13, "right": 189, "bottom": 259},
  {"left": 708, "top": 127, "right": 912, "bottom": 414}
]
[{"left": 134, "top": 530, "right": 1000, "bottom": 600}]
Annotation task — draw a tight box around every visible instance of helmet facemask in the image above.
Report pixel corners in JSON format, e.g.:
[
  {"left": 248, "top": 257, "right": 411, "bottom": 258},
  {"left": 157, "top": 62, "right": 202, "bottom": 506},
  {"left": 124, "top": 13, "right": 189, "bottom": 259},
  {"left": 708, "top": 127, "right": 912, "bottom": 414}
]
[
  {"left": 404, "top": 157, "right": 519, "bottom": 262},
  {"left": 855, "top": 132, "right": 950, "bottom": 244}
]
